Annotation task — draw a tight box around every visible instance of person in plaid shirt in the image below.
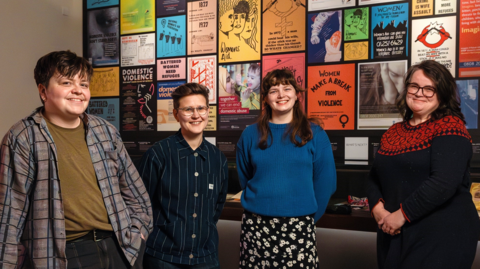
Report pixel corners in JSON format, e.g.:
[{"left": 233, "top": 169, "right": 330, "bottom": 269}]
[{"left": 0, "top": 50, "right": 152, "bottom": 269}]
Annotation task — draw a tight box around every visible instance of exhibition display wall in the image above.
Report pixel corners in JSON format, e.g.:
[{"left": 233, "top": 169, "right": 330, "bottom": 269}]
[{"left": 82, "top": 0, "right": 480, "bottom": 172}]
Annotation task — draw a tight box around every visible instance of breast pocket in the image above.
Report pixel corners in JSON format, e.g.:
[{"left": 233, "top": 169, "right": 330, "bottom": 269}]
[{"left": 202, "top": 173, "right": 220, "bottom": 200}]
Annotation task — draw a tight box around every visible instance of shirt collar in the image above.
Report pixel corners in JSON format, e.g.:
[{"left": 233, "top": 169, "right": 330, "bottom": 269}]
[{"left": 175, "top": 129, "right": 208, "bottom": 159}]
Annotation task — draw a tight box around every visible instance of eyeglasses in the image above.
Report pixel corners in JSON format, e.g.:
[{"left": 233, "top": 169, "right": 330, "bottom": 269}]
[
  {"left": 407, "top": 83, "right": 436, "bottom": 98},
  {"left": 176, "top": 106, "right": 209, "bottom": 117}
]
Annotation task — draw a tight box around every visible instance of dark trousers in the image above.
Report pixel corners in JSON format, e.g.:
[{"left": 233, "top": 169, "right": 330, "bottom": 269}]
[
  {"left": 143, "top": 254, "right": 220, "bottom": 269},
  {"left": 66, "top": 236, "right": 145, "bottom": 269}
]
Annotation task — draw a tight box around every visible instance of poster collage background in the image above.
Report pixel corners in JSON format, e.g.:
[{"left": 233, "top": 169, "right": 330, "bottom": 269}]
[{"left": 83, "top": 0, "right": 480, "bottom": 166}]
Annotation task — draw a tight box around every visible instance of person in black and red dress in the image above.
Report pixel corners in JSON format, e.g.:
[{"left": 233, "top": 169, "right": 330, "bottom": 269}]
[{"left": 367, "top": 60, "right": 480, "bottom": 269}]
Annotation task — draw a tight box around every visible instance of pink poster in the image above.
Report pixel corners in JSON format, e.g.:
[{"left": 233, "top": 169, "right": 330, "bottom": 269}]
[{"left": 157, "top": 58, "right": 186, "bottom": 80}]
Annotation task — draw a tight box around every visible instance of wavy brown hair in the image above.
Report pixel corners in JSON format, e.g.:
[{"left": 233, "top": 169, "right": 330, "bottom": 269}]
[
  {"left": 257, "top": 69, "right": 322, "bottom": 149},
  {"left": 396, "top": 60, "right": 465, "bottom": 123}
]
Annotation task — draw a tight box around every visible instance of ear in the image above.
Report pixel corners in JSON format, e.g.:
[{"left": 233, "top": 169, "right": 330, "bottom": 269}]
[
  {"left": 38, "top": 84, "right": 46, "bottom": 101},
  {"left": 173, "top": 109, "right": 180, "bottom": 122}
]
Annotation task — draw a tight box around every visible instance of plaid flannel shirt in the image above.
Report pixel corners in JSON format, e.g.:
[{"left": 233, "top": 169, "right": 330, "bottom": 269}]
[{"left": 0, "top": 108, "right": 152, "bottom": 269}]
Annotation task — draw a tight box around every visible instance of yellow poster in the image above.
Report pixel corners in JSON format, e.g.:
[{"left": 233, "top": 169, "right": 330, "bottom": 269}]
[
  {"left": 262, "top": 0, "right": 306, "bottom": 54},
  {"left": 412, "top": 0, "right": 433, "bottom": 17},
  {"left": 344, "top": 41, "right": 368, "bottom": 61},
  {"left": 90, "top": 67, "right": 120, "bottom": 97},
  {"left": 218, "top": 0, "right": 261, "bottom": 63},
  {"left": 205, "top": 105, "right": 217, "bottom": 131},
  {"left": 121, "top": 0, "right": 155, "bottom": 34}
]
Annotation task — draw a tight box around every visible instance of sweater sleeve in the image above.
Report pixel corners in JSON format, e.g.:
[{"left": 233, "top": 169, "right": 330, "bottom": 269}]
[
  {"left": 366, "top": 163, "right": 384, "bottom": 212},
  {"left": 312, "top": 128, "right": 337, "bottom": 222},
  {"left": 213, "top": 154, "right": 229, "bottom": 223},
  {"left": 401, "top": 135, "right": 472, "bottom": 222},
  {"left": 236, "top": 131, "right": 253, "bottom": 190}
]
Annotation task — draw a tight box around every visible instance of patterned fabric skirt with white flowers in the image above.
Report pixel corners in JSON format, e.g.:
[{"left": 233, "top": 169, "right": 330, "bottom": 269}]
[{"left": 239, "top": 210, "right": 319, "bottom": 269}]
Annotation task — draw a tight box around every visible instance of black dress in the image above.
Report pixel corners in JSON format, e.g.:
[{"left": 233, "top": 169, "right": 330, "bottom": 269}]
[{"left": 367, "top": 116, "right": 480, "bottom": 269}]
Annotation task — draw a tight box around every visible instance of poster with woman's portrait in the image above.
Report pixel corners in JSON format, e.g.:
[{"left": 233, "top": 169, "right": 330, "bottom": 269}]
[
  {"left": 344, "top": 7, "right": 369, "bottom": 41},
  {"left": 307, "top": 10, "right": 342, "bottom": 64},
  {"left": 357, "top": 60, "right": 406, "bottom": 129}
]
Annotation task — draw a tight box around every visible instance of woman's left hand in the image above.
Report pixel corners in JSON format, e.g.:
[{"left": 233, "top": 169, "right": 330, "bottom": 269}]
[{"left": 380, "top": 209, "right": 406, "bottom": 236}]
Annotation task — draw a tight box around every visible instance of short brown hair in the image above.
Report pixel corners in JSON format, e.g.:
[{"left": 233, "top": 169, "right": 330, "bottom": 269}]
[
  {"left": 171, "top": 83, "right": 210, "bottom": 109},
  {"left": 34, "top": 50, "right": 93, "bottom": 88}
]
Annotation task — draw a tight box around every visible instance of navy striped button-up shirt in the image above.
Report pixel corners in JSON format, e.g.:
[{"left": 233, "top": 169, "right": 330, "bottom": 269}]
[{"left": 138, "top": 131, "right": 228, "bottom": 265}]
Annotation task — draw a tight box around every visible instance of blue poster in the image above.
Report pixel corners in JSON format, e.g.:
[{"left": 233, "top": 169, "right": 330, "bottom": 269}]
[
  {"left": 157, "top": 81, "right": 185, "bottom": 131},
  {"left": 371, "top": 3, "right": 408, "bottom": 59},
  {"left": 87, "top": 0, "right": 119, "bottom": 9},
  {"left": 88, "top": 98, "right": 120, "bottom": 130},
  {"left": 307, "top": 11, "right": 342, "bottom": 64},
  {"left": 456, "top": 79, "right": 478, "bottom": 129},
  {"left": 157, "top": 15, "right": 186, "bottom": 58}
]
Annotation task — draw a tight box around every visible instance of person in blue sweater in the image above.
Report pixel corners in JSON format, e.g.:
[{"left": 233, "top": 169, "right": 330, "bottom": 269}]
[{"left": 236, "top": 69, "right": 337, "bottom": 268}]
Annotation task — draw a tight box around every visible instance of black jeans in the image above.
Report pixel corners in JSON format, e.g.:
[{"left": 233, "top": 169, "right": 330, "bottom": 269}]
[
  {"left": 66, "top": 236, "right": 145, "bottom": 269},
  {"left": 144, "top": 254, "right": 220, "bottom": 269}
]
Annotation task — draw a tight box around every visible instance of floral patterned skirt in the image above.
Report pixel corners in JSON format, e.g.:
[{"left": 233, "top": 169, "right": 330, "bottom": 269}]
[{"left": 239, "top": 210, "right": 319, "bottom": 269}]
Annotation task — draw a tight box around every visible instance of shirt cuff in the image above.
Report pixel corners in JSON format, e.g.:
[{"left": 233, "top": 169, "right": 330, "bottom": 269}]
[{"left": 400, "top": 203, "right": 411, "bottom": 223}]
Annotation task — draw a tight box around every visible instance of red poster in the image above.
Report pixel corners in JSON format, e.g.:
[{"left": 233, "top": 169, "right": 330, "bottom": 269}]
[{"left": 459, "top": 0, "right": 480, "bottom": 77}]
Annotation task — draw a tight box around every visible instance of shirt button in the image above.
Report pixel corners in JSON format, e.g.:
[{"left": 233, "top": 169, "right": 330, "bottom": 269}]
[
  {"left": 194, "top": 172, "right": 199, "bottom": 176},
  {"left": 189, "top": 254, "right": 194, "bottom": 259},
  {"left": 193, "top": 213, "right": 197, "bottom": 218},
  {"left": 192, "top": 234, "right": 196, "bottom": 239},
  {"left": 194, "top": 193, "right": 198, "bottom": 197},
  {"left": 194, "top": 152, "right": 198, "bottom": 157}
]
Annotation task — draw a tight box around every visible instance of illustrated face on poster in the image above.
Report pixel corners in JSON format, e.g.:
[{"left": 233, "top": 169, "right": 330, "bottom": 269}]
[
  {"left": 307, "top": 64, "right": 355, "bottom": 130},
  {"left": 120, "top": 0, "right": 155, "bottom": 34},
  {"left": 90, "top": 67, "right": 120, "bottom": 97},
  {"left": 87, "top": 0, "right": 119, "bottom": 9},
  {"left": 411, "top": 17, "right": 456, "bottom": 76},
  {"left": 121, "top": 82, "right": 155, "bottom": 131},
  {"left": 459, "top": 1, "right": 480, "bottom": 78},
  {"left": 344, "top": 8, "right": 369, "bottom": 41},
  {"left": 157, "top": 16, "right": 186, "bottom": 58},
  {"left": 435, "top": 0, "right": 456, "bottom": 15},
  {"left": 156, "top": 0, "right": 186, "bottom": 16},
  {"left": 357, "top": 60, "right": 406, "bottom": 129},
  {"left": 188, "top": 0, "right": 217, "bottom": 55},
  {"left": 157, "top": 81, "right": 184, "bottom": 131},
  {"left": 263, "top": 0, "right": 306, "bottom": 54},
  {"left": 218, "top": 0, "right": 261, "bottom": 63},
  {"left": 87, "top": 8, "right": 119, "bottom": 66},
  {"left": 456, "top": 79, "right": 478, "bottom": 129},
  {"left": 307, "top": 11, "right": 342, "bottom": 64},
  {"left": 308, "top": 0, "right": 354, "bottom": 12},
  {"left": 157, "top": 58, "right": 186, "bottom": 80},
  {"left": 88, "top": 98, "right": 120, "bottom": 130},
  {"left": 188, "top": 56, "right": 217, "bottom": 104},
  {"left": 218, "top": 63, "right": 261, "bottom": 131},
  {"left": 344, "top": 42, "right": 368, "bottom": 61},
  {"left": 121, "top": 34, "right": 156, "bottom": 66},
  {"left": 371, "top": 3, "right": 408, "bottom": 59},
  {"left": 412, "top": 0, "right": 433, "bottom": 17}
]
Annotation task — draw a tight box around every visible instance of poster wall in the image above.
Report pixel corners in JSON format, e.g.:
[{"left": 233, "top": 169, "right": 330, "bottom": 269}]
[
  {"left": 157, "top": 15, "right": 186, "bottom": 58},
  {"left": 88, "top": 98, "right": 120, "bottom": 130},
  {"left": 459, "top": 0, "right": 480, "bottom": 78},
  {"left": 218, "top": 0, "right": 261, "bottom": 63},
  {"left": 411, "top": 16, "right": 456, "bottom": 76},
  {"left": 120, "top": 0, "right": 155, "bottom": 34},
  {"left": 87, "top": 7, "right": 120, "bottom": 66},
  {"left": 412, "top": 0, "right": 434, "bottom": 17},
  {"left": 121, "top": 82, "right": 155, "bottom": 131},
  {"left": 345, "top": 41, "right": 368, "bottom": 61},
  {"left": 188, "top": 55, "right": 217, "bottom": 104},
  {"left": 156, "top": 0, "right": 186, "bottom": 16},
  {"left": 188, "top": 0, "right": 217, "bottom": 55},
  {"left": 262, "top": 0, "right": 305, "bottom": 54},
  {"left": 344, "top": 7, "right": 369, "bottom": 41},
  {"left": 307, "top": 11, "right": 342, "bottom": 64},
  {"left": 87, "top": 0, "right": 118, "bottom": 9},
  {"left": 357, "top": 60, "right": 406, "bottom": 129},
  {"left": 121, "top": 33, "right": 156, "bottom": 66},
  {"left": 359, "top": 0, "right": 402, "bottom": 5},
  {"left": 435, "top": 0, "right": 456, "bottom": 14},
  {"left": 307, "top": 64, "right": 355, "bottom": 130},
  {"left": 218, "top": 63, "right": 261, "bottom": 130},
  {"left": 308, "top": 0, "right": 354, "bottom": 12},
  {"left": 90, "top": 67, "right": 120, "bottom": 97},
  {"left": 371, "top": 3, "right": 408, "bottom": 59},
  {"left": 157, "top": 81, "right": 184, "bottom": 131}
]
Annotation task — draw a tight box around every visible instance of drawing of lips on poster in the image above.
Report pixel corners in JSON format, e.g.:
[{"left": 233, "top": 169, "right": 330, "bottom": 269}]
[{"left": 415, "top": 21, "right": 451, "bottom": 48}]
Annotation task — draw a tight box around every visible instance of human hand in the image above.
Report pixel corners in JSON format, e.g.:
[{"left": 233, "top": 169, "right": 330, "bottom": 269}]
[
  {"left": 371, "top": 202, "right": 391, "bottom": 229},
  {"left": 311, "top": 35, "right": 320, "bottom": 45},
  {"left": 241, "top": 88, "right": 253, "bottom": 102},
  {"left": 381, "top": 209, "right": 405, "bottom": 236}
]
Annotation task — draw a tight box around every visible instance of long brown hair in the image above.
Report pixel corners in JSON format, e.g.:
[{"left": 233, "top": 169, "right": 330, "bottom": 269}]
[
  {"left": 257, "top": 69, "right": 322, "bottom": 149},
  {"left": 396, "top": 60, "right": 465, "bottom": 123}
]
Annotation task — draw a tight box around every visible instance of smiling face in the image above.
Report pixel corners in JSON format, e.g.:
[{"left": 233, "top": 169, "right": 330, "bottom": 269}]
[
  {"left": 265, "top": 84, "right": 298, "bottom": 121},
  {"left": 173, "top": 94, "right": 209, "bottom": 139},
  {"left": 39, "top": 72, "right": 90, "bottom": 128},
  {"left": 406, "top": 70, "right": 440, "bottom": 121}
]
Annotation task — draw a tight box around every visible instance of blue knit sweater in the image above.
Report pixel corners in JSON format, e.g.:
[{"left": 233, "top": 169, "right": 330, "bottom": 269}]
[{"left": 236, "top": 122, "right": 337, "bottom": 222}]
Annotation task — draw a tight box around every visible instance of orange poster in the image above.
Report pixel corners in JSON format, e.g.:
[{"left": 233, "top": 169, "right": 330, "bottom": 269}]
[{"left": 307, "top": 64, "right": 355, "bottom": 130}]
